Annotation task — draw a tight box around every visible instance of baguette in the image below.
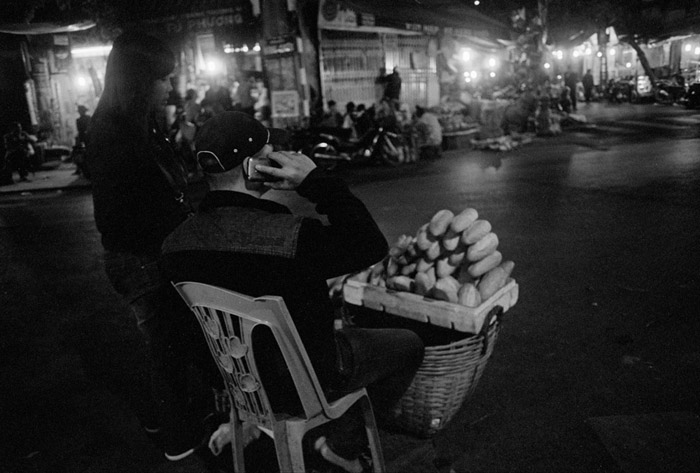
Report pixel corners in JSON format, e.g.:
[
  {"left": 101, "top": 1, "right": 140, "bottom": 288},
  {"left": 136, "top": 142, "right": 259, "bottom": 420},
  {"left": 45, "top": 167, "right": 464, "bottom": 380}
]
[
  {"left": 435, "top": 257, "right": 457, "bottom": 278},
  {"left": 466, "top": 250, "right": 502, "bottom": 278},
  {"left": 461, "top": 219, "right": 492, "bottom": 245},
  {"left": 432, "top": 275, "right": 460, "bottom": 303},
  {"left": 476, "top": 260, "right": 514, "bottom": 300},
  {"left": 386, "top": 275, "right": 414, "bottom": 292},
  {"left": 428, "top": 209, "right": 454, "bottom": 238},
  {"left": 458, "top": 283, "right": 481, "bottom": 307},
  {"left": 450, "top": 208, "right": 479, "bottom": 233},
  {"left": 466, "top": 232, "right": 499, "bottom": 262},
  {"left": 414, "top": 271, "right": 434, "bottom": 296}
]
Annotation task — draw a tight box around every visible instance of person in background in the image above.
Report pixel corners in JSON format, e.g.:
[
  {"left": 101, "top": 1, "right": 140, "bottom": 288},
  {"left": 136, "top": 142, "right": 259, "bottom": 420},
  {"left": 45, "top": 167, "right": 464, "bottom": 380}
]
[
  {"left": 564, "top": 66, "right": 579, "bottom": 112},
  {"left": 414, "top": 105, "right": 443, "bottom": 160},
  {"left": 384, "top": 66, "right": 402, "bottom": 104},
  {"left": 253, "top": 77, "right": 270, "bottom": 118},
  {"left": 85, "top": 30, "right": 219, "bottom": 472},
  {"left": 354, "top": 103, "right": 373, "bottom": 138},
  {"left": 161, "top": 111, "right": 424, "bottom": 473},
  {"left": 342, "top": 101, "right": 357, "bottom": 140},
  {"left": 234, "top": 74, "right": 256, "bottom": 116},
  {"left": 182, "top": 89, "right": 201, "bottom": 124},
  {"left": 559, "top": 86, "right": 572, "bottom": 113},
  {"left": 72, "top": 105, "right": 91, "bottom": 176},
  {"left": 3, "top": 122, "right": 33, "bottom": 183},
  {"left": 319, "top": 100, "right": 343, "bottom": 128},
  {"left": 374, "top": 67, "right": 388, "bottom": 104},
  {"left": 582, "top": 69, "right": 595, "bottom": 103},
  {"left": 75, "top": 105, "right": 91, "bottom": 147},
  {"left": 375, "top": 98, "right": 399, "bottom": 133}
]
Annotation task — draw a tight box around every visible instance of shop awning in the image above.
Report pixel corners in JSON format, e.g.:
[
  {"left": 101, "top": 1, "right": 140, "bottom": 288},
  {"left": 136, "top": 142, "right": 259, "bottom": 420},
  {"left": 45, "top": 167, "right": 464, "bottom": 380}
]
[
  {"left": 342, "top": 0, "right": 512, "bottom": 40},
  {"left": 0, "top": 21, "right": 95, "bottom": 35}
]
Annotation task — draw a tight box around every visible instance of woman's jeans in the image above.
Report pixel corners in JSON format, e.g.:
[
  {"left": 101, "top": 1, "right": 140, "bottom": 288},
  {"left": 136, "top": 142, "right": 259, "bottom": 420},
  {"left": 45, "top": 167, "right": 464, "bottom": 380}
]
[{"left": 104, "top": 250, "right": 218, "bottom": 457}]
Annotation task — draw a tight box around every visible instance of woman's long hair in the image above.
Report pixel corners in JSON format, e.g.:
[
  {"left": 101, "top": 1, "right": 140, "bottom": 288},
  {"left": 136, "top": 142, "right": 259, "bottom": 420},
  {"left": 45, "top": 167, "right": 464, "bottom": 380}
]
[{"left": 93, "top": 31, "right": 175, "bottom": 132}]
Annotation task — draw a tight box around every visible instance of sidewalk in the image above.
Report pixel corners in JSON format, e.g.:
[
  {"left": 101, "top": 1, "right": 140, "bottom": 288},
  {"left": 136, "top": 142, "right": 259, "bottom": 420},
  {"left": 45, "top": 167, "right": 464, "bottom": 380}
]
[{"left": 0, "top": 159, "right": 91, "bottom": 194}]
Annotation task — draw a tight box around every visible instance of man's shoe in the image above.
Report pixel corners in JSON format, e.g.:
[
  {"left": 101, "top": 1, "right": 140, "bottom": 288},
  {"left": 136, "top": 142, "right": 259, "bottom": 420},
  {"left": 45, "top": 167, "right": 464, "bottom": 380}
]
[{"left": 155, "top": 450, "right": 211, "bottom": 473}]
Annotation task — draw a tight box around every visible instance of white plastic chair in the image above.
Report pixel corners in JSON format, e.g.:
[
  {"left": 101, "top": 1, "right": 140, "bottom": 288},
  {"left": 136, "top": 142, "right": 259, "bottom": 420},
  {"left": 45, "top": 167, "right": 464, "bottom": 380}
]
[{"left": 173, "top": 281, "right": 385, "bottom": 472}]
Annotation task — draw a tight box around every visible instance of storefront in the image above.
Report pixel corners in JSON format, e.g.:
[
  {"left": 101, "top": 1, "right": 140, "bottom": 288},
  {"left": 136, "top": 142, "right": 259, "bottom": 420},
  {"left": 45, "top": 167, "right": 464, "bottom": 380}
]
[
  {"left": 315, "top": 0, "right": 510, "bottom": 114},
  {"left": 317, "top": 0, "right": 437, "bottom": 112}
]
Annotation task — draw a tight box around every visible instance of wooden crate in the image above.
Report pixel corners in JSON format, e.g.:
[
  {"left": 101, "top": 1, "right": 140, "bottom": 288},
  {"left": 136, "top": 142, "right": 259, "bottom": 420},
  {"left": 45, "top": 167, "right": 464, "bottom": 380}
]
[{"left": 343, "top": 278, "right": 518, "bottom": 334}]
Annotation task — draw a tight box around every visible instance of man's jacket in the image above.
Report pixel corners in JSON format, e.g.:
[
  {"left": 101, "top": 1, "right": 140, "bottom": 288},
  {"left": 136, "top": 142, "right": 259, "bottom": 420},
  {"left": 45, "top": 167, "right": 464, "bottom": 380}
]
[{"left": 161, "top": 169, "right": 388, "bottom": 395}]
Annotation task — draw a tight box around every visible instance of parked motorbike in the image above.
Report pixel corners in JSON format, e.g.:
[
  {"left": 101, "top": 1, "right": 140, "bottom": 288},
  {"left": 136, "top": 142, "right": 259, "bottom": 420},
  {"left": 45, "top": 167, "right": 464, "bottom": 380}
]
[
  {"left": 653, "top": 77, "right": 687, "bottom": 105},
  {"left": 291, "top": 126, "right": 406, "bottom": 170},
  {"left": 684, "top": 82, "right": 700, "bottom": 109},
  {"left": 606, "top": 78, "right": 631, "bottom": 103}
]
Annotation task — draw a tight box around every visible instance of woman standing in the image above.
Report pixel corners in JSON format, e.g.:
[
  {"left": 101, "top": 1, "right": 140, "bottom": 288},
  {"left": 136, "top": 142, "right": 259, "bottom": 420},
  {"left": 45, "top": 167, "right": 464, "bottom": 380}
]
[{"left": 86, "top": 31, "right": 215, "bottom": 469}]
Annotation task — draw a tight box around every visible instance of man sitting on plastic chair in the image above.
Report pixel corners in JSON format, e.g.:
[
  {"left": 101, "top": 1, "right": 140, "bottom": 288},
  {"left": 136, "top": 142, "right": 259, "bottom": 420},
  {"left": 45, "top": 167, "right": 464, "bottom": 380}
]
[{"left": 161, "top": 112, "right": 424, "bottom": 472}]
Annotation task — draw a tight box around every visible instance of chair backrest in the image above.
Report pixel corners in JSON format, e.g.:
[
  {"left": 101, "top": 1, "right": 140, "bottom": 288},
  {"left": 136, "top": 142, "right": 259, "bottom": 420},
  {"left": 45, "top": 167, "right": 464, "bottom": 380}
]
[{"left": 173, "top": 281, "right": 329, "bottom": 429}]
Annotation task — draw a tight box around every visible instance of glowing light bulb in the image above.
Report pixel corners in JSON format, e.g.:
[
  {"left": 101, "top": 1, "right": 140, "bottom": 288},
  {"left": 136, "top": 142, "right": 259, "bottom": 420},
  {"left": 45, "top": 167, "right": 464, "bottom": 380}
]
[{"left": 75, "top": 75, "right": 89, "bottom": 89}]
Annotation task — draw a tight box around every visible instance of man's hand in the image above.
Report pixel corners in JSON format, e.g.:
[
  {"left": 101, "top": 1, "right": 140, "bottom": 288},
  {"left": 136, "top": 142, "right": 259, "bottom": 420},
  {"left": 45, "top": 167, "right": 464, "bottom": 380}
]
[{"left": 257, "top": 151, "right": 317, "bottom": 190}]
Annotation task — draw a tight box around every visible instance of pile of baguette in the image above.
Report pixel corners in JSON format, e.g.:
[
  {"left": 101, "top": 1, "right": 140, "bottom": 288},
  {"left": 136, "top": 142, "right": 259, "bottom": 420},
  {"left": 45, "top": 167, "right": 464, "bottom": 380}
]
[{"left": 350, "top": 208, "right": 514, "bottom": 307}]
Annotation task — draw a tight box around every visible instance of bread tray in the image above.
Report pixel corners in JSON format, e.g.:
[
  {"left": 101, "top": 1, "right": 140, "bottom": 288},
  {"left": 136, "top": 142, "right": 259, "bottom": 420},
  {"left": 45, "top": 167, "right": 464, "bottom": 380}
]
[{"left": 342, "top": 278, "right": 518, "bottom": 334}]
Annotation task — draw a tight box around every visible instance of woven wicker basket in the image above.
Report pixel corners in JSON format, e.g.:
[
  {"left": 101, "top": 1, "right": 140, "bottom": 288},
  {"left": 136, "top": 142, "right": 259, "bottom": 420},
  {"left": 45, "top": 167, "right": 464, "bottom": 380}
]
[{"left": 392, "top": 307, "right": 501, "bottom": 437}]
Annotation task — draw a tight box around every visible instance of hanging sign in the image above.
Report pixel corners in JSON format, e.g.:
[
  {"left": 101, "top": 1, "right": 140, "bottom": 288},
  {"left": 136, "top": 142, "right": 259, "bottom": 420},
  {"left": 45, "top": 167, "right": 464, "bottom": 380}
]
[{"left": 318, "top": 0, "right": 358, "bottom": 28}]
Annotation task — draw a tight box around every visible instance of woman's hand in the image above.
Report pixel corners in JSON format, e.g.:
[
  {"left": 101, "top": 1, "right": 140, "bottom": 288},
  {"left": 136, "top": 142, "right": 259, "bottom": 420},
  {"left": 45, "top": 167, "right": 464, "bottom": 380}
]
[{"left": 256, "top": 151, "right": 317, "bottom": 190}]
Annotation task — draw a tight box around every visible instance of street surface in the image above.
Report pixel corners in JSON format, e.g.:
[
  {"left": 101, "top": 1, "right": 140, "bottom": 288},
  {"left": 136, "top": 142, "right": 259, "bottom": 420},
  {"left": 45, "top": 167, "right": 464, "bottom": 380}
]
[{"left": 1, "top": 102, "right": 699, "bottom": 472}]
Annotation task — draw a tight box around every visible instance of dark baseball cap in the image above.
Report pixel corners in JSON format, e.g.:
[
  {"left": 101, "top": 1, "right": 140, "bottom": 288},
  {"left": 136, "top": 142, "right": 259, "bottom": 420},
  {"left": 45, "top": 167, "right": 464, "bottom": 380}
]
[{"left": 195, "top": 112, "right": 289, "bottom": 173}]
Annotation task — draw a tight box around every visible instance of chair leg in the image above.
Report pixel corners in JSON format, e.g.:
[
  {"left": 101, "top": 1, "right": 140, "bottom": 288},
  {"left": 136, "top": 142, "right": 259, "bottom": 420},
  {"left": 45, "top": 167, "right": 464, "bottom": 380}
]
[
  {"left": 230, "top": 409, "right": 246, "bottom": 473},
  {"left": 359, "top": 397, "right": 386, "bottom": 473},
  {"left": 271, "top": 421, "right": 309, "bottom": 473}
]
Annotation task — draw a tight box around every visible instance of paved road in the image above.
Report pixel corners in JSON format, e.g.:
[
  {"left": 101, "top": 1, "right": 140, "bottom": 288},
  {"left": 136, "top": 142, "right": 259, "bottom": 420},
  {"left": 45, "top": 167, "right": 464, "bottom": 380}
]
[{"left": 1, "top": 102, "right": 699, "bottom": 472}]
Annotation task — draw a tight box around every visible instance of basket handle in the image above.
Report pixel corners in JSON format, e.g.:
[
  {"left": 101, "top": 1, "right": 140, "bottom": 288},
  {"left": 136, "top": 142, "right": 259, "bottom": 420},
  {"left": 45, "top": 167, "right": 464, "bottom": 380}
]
[{"left": 479, "top": 305, "right": 504, "bottom": 356}]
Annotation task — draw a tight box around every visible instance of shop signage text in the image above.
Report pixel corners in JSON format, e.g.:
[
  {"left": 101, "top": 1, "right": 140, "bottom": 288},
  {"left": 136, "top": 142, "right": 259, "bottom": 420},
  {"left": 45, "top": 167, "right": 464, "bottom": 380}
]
[{"left": 147, "top": 8, "right": 251, "bottom": 35}]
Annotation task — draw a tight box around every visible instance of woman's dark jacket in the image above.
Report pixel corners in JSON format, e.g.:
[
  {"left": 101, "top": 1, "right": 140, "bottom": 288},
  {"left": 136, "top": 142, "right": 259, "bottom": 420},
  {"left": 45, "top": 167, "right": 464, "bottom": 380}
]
[{"left": 86, "top": 111, "right": 190, "bottom": 256}]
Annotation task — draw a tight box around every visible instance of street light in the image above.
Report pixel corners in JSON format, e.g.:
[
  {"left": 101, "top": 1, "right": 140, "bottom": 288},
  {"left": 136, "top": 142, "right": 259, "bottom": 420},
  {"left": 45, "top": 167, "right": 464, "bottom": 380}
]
[
  {"left": 205, "top": 57, "right": 224, "bottom": 75},
  {"left": 75, "top": 75, "right": 90, "bottom": 90}
]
